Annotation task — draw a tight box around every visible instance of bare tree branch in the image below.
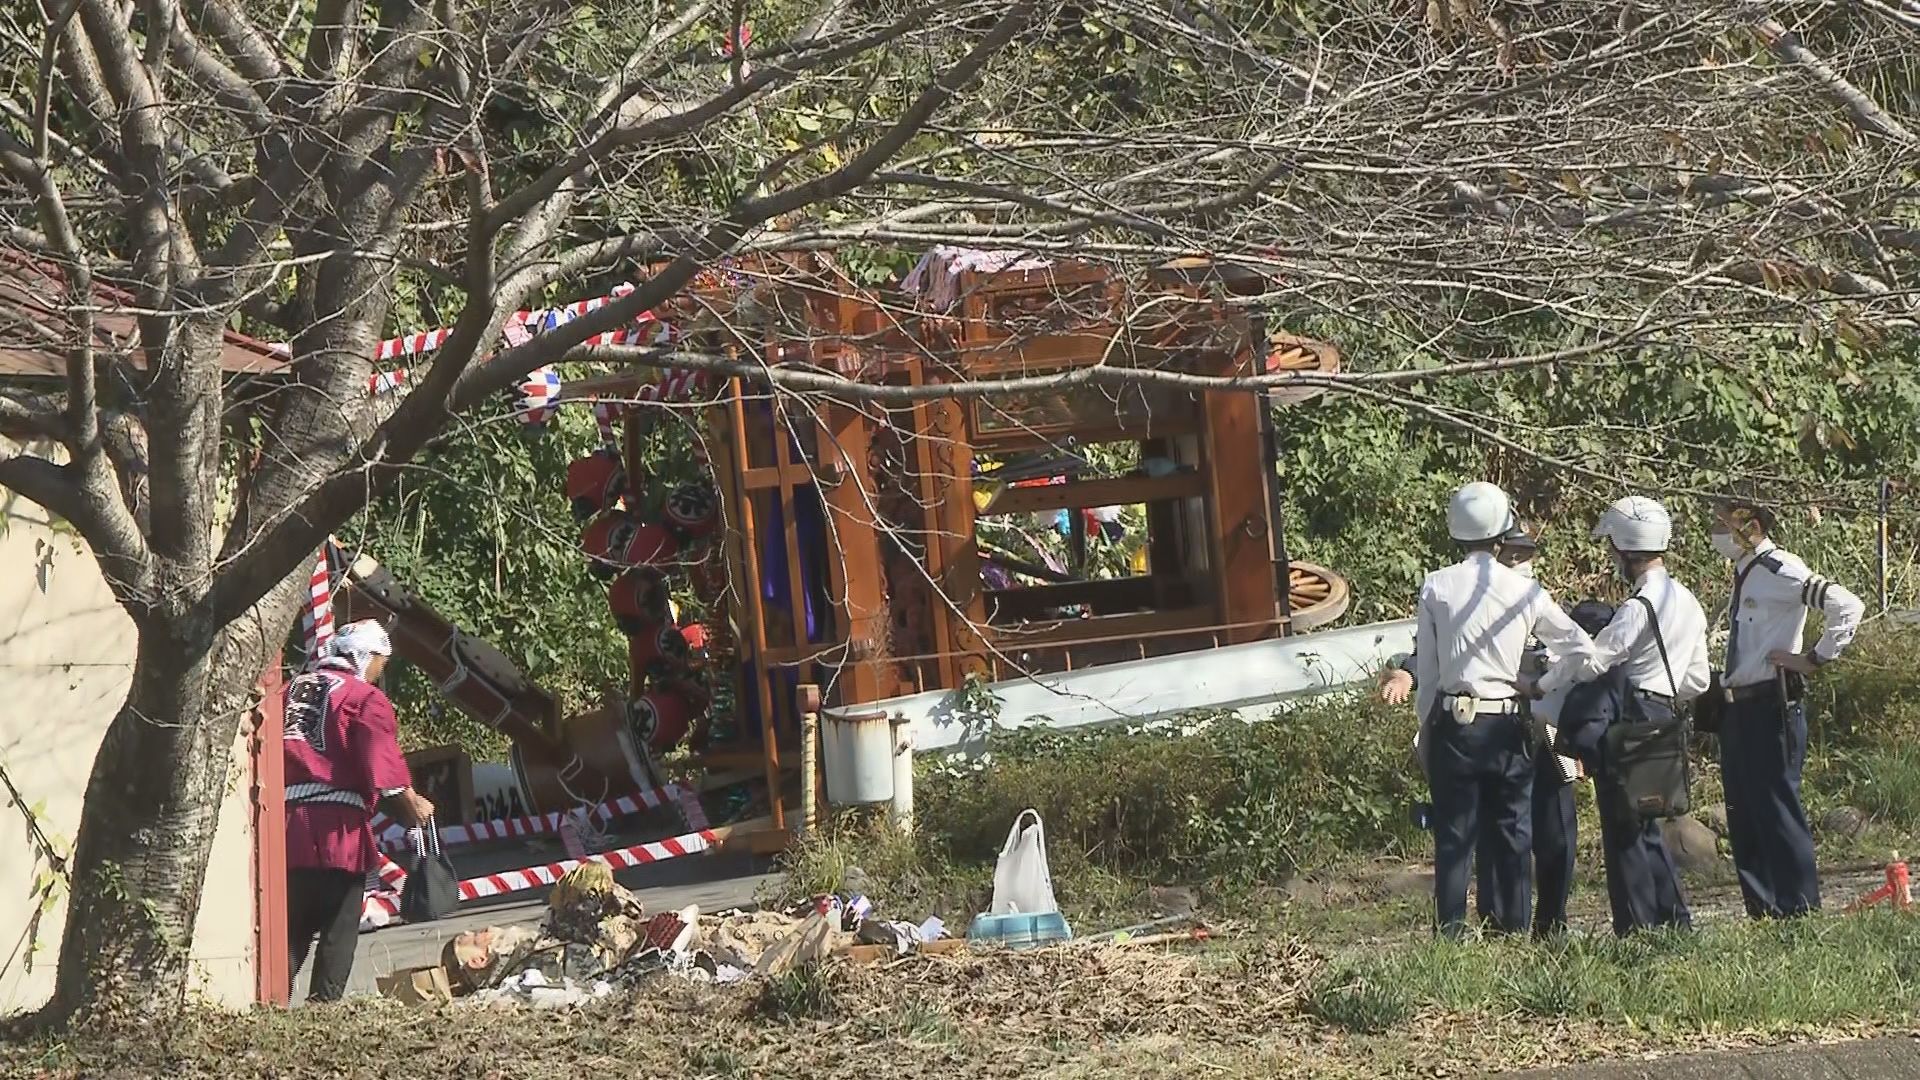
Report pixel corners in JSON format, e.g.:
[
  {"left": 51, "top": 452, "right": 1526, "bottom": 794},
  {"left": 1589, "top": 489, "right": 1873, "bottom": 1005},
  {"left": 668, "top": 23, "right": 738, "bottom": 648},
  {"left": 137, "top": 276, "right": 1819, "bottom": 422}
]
[{"left": 1750, "top": 11, "right": 1918, "bottom": 145}]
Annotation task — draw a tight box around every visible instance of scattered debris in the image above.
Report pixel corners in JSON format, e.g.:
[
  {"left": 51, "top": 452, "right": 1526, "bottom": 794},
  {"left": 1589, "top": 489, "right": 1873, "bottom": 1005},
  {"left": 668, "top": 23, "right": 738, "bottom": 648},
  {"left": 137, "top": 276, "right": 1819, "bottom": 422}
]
[
  {"left": 409, "top": 884, "right": 964, "bottom": 1009},
  {"left": 384, "top": 842, "right": 1219, "bottom": 1010},
  {"left": 376, "top": 965, "right": 453, "bottom": 1005},
  {"left": 753, "top": 911, "right": 838, "bottom": 977},
  {"left": 442, "top": 924, "right": 540, "bottom": 995},
  {"left": 466, "top": 968, "right": 615, "bottom": 1009}
]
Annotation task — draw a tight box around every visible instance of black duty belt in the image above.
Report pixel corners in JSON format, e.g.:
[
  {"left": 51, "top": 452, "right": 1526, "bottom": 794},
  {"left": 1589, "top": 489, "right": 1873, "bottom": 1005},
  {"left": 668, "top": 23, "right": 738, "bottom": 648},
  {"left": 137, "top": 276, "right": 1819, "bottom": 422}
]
[{"left": 1725, "top": 682, "right": 1780, "bottom": 703}]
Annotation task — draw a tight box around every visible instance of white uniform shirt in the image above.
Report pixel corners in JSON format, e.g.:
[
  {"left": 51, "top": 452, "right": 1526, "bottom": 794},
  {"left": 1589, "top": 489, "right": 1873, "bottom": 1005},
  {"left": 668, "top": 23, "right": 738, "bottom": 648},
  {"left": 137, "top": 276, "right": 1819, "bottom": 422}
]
[
  {"left": 1724, "top": 541, "right": 1865, "bottom": 688},
  {"left": 1537, "top": 566, "right": 1711, "bottom": 701},
  {"left": 1413, "top": 552, "right": 1596, "bottom": 723}
]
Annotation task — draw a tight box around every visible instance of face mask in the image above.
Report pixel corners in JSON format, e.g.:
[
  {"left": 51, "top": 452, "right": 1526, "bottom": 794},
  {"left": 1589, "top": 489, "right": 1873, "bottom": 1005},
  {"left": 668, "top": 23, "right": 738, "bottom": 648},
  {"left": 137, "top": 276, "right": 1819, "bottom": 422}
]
[
  {"left": 1508, "top": 561, "right": 1536, "bottom": 580},
  {"left": 1709, "top": 532, "right": 1743, "bottom": 560}
]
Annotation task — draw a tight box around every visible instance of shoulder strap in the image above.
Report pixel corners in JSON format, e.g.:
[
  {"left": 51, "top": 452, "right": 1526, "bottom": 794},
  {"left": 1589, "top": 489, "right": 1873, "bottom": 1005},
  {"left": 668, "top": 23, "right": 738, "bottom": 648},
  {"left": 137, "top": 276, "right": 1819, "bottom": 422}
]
[{"left": 1633, "top": 594, "right": 1677, "bottom": 698}]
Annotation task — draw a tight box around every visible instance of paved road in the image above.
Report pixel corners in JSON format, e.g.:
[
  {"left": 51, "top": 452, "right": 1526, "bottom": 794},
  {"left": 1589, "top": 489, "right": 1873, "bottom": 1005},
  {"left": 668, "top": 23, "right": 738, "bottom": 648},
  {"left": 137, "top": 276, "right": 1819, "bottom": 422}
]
[
  {"left": 294, "top": 836, "right": 779, "bottom": 1003},
  {"left": 1497, "top": 1037, "right": 1920, "bottom": 1078}
]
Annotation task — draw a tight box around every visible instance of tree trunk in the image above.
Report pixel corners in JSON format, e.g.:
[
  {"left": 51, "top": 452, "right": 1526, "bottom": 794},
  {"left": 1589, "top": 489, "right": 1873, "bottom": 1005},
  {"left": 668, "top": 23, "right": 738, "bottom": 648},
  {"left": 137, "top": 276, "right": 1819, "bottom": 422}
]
[{"left": 38, "top": 584, "right": 302, "bottom": 1025}]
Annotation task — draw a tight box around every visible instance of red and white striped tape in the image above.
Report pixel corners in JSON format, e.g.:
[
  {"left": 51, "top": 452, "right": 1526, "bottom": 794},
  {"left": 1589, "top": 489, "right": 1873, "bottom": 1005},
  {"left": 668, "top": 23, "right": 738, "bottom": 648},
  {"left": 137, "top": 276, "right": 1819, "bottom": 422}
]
[
  {"left": 270, "top": 282, "right": 666, "bottom": 394},
  {"left": 299, "top": 547, "right": 334, "bottom": 655},
  {"left": 671, "top": 783, "right": 710, "bottom": 831},
  {"left": 372, "top": 782, "right": 693, "bottom": 853},
  {"left": 375, "top": 327, "right": 454, "bottom": 363},
  {"left": 373, "top": 851, "right": 408, "bottom": 890},
  {"left": 362, "top": 815, "right": 715, "bottom": 920},
  {"left": 362, "top": 852, "right": 407, "bottom": 924},
  {"left": 634, "top": 367, "right": 706, "bottom": 403},
  {"left": 456, "top": 826, "right": 717, "bottom": 902}
]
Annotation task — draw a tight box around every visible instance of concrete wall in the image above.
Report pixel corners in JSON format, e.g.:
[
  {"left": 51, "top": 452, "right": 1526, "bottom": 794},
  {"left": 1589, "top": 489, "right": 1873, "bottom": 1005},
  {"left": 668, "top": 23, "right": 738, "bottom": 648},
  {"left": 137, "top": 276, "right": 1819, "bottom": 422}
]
[{"left": 0, "top": 448, "right": 257, "bottom": 1012}]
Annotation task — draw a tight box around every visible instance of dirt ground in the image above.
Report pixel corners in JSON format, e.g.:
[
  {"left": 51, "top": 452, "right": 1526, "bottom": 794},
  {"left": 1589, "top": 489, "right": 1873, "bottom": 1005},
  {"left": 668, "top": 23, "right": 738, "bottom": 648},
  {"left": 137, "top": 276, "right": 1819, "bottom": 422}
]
[
  {"left": 6, "top": 930, "right": 1913, "bottom": 1080},
  {"left": 5, "top": 859, "right": 1908, "bottom": 1080}
]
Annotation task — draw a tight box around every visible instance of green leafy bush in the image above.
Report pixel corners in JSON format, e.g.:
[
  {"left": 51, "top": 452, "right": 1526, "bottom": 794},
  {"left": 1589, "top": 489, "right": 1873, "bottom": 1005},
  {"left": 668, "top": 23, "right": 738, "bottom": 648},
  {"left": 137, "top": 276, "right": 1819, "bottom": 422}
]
[{"left": 918, "top": 694, "right": 1426, "bottom": 888}]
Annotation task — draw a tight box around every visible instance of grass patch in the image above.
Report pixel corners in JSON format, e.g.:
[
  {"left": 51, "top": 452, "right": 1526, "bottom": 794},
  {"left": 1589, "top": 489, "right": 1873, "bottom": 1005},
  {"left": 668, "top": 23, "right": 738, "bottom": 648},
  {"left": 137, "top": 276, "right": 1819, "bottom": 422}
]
[
  {"left": 1305, "top": 969, "right": 1412, "bottom": 1033},
  {"left": 1825, "top": 744, "right": 1920, "bottom": 830},
  {"left": 754, "top": 965, "right": 844, "bottom": 1020},
  {"left": 1328, "top": 911, "right": 1920, "bottom": 1033}
]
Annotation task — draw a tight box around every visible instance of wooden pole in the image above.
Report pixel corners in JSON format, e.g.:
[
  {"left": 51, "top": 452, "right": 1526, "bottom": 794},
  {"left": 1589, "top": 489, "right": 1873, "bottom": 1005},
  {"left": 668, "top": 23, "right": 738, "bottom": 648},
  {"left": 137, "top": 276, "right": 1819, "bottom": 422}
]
[
  {"left": 724, "top": 377, "right": 785, "bottom": 833},
  {"left": 799, "top": 683, "right": 821, "bottom": 836},
  {"left": 251, "top": 657, "right": 289, "bottom": 1007},
  {"left": 1878, "top": 478, "right": 1891, "bottom": 613},
  {"left": 889, "top": 716, "right": 914, "bottom": 834}
]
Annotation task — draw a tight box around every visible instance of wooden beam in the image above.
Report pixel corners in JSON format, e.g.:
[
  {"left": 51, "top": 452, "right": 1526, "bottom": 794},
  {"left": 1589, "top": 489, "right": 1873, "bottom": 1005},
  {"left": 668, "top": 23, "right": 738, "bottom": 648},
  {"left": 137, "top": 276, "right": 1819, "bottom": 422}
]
[
  {"left": 818, "top": 399, "right": 891, "bottom": 705},
  {"left": 908, "top": 362, "right": 958, "bottom": 689},
  {"left": 1201, "top": 365, "right": 1279, "bottom": 646},
  {"left": 926, "top": 396, "right": 988, "bottom": 681},
  {"left": 723, "top": 377, "right": 786, "bottom": 833}
]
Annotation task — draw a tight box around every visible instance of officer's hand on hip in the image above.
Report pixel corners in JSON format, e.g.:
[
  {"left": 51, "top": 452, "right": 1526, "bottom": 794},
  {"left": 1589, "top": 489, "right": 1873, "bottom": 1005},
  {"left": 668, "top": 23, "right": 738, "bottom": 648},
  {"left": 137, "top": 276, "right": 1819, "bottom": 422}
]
[
  {"left": 1768, "top": 650, "right": 1818, "bottom": 676},
  {"left": 1379, "top": 668, "right": 1413, "bottom": 705}
]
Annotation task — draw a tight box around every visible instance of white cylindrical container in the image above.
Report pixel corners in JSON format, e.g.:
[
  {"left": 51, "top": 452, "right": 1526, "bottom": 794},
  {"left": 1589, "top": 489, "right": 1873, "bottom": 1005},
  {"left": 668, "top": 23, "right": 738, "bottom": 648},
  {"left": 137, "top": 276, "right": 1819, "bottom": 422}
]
[{"left": 821, "top": 709, "right": 895, "bottom": 805}]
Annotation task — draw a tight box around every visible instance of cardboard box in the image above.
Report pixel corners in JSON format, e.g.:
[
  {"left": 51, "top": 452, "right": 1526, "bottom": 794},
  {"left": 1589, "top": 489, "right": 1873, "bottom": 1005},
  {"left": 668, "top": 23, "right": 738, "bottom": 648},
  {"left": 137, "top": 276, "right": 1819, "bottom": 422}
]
[{"left": 376, "top": 965, "right": 454, "bottom": 1005}]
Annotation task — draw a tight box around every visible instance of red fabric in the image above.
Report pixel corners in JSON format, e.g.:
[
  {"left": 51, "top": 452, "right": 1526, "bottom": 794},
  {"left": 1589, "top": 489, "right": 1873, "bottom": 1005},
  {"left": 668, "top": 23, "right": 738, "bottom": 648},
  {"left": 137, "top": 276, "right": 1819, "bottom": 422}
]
[
  {"left": 283, "top": 667, "right": 412, "bottom": 873},
  {"left": 681, "top": 623, "right": 706, "bottom": 650}
]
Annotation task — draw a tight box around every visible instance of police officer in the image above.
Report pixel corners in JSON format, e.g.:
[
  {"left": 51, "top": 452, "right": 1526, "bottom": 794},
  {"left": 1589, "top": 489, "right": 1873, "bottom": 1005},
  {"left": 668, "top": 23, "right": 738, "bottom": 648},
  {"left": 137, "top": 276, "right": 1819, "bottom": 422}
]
[
  {"left": 1538, "top": 496, "right": 1709, "bottom": 933},
  {"left": 1709, "top": 496, "right": 1864, "bottom": 918},
  {"left": 1387, "top": 525, "right": 1585, "bottom": 936},
  {"left": 1415, "top": 483, "right": 1595, "bottom": 936}
]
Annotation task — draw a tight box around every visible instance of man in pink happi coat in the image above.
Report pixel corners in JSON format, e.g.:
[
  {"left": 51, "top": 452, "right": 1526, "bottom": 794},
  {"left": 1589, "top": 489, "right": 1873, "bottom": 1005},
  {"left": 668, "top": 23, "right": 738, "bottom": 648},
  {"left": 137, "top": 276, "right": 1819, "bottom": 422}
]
[{"left": 283, "top": 619, "right": 433, "bottom": 1001}]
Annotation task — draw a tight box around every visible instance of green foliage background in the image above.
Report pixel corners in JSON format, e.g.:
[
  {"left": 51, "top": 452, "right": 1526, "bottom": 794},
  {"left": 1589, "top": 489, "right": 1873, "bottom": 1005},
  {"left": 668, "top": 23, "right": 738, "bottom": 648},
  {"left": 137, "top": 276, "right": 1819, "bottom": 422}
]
[{"left": 301, "top": 0, "right": 1920, "bottom": 755}]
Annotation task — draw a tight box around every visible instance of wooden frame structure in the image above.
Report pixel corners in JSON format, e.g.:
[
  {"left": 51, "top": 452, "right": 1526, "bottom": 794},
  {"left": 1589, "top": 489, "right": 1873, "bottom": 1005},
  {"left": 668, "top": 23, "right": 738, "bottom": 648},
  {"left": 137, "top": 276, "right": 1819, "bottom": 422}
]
[{"left": 558, "top": 251, "right": 1350, "bottom": 843}]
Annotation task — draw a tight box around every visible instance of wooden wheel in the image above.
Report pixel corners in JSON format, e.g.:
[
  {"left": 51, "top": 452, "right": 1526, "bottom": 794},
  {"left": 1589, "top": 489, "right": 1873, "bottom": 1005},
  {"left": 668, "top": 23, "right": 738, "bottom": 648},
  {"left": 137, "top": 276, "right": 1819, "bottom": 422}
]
[
  {"left": 1265, "top": 332, "right": 1341, "bottom": 407},
  {"left": 1285, "top": 560, "right": 1350, "bottom": 631}
]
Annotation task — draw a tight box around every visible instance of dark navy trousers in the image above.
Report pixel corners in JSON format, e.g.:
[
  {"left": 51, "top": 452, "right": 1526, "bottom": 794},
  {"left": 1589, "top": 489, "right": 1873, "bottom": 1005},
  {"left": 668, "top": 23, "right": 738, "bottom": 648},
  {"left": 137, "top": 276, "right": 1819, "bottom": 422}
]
[
  {"left": 1475, "top": 752, "right": 1576, "bottom": 935},
  {"left": 1430, "top": 707, "right": 1534, "bottom": 936},
  {"left": 1593, "top": 699, "right": 1691, "bottom": 934},
  {"left": 1719, "top": 683, "right": 1820, "bottom": 918},
  {"left": 1530, "top": 758, "right": 1578, "bottom": 935}
]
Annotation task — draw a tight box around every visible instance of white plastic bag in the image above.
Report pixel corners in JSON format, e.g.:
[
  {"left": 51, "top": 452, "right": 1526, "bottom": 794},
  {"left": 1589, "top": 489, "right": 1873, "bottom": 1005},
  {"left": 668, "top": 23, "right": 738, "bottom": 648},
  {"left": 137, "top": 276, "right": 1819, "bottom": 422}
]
[{"left": 989, "top": 809, "right": 1058, "bottom": 915}]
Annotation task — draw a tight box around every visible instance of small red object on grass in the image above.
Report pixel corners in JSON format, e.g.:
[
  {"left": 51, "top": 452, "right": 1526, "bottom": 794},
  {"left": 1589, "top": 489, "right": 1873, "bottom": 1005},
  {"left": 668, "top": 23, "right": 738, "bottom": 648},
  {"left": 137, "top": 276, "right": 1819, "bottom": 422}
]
[{"left": 1846, "top": 853, "right": 1912, "bottom": 913}]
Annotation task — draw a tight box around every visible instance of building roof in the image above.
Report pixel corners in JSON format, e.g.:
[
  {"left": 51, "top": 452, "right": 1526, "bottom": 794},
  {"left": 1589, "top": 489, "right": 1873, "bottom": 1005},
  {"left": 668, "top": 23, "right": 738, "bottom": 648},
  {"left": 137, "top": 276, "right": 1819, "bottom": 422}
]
[{"left": 0, "top": 249, "right": 289, "bottom": 378}]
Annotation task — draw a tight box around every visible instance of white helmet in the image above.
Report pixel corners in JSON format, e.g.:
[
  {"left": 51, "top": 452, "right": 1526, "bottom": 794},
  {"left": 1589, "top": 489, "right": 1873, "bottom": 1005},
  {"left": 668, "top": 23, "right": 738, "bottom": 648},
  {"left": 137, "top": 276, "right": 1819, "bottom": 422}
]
[
  {"left": 1447, "top": 482, "right": 1514, "bottom": 543},
  {"left": 1593, "top": 495, "right": 1672, "bottom": 553}
]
